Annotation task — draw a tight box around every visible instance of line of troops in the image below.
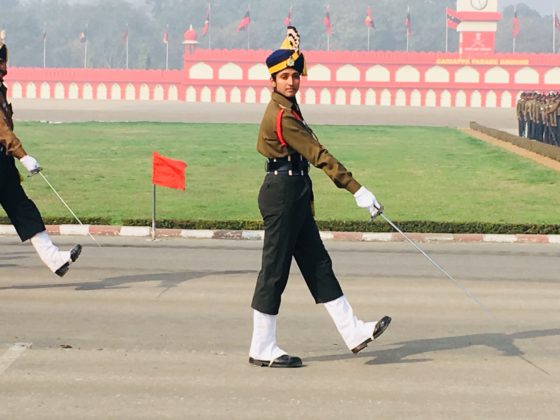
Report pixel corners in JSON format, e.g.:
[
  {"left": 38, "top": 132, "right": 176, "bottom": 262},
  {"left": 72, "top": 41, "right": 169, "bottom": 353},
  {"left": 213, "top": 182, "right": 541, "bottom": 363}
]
[{"left": 516, "top": 91, "right": 560, "bottom": 146}]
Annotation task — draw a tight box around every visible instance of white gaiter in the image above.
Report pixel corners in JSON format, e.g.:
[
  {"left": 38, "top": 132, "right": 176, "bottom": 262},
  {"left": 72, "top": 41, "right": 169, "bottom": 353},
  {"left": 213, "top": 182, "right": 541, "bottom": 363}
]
[
  {"left": 324, "top": 295, "right": 376, "bottom": 350},
  {"left": 30, "top": 231, "right": 70, "bottom": 273},
  {"left": 249, "top": 310, "right": 287, "bottom": 361}
]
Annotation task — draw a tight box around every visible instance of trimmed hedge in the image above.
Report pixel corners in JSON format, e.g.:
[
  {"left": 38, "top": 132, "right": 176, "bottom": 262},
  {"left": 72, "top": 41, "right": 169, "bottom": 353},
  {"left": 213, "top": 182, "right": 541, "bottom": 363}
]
[
  {"left": 470, "top": 122, "right": 560, "bottom": 162},
  {"left": 123, "top": 218, "right": 560, "bottom": 235},
  {"left": 1, "top": 216, "right": 559, "bottom": 234}
]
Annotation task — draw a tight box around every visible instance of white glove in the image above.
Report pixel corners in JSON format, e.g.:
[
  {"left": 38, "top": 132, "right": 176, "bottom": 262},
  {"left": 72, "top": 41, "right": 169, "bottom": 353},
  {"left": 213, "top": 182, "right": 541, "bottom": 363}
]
[
  {"left": 20, "top": 155, "right": 42, "bottom": 174},
  {"left": 354, "top": 186, "right": 383, "bottom": 219}
]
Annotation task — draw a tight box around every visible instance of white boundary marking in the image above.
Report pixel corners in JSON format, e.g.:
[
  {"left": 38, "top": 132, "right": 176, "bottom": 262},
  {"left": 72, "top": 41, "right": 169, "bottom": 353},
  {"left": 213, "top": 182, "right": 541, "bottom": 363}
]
[{"left": 0, "top": 342, "right": 32, "bottom": 375}]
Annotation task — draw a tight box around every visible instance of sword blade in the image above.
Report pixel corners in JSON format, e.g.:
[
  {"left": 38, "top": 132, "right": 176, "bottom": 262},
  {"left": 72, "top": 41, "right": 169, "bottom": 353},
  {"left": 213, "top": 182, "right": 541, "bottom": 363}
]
[
  {"left": 38, "top": 172, "right": 101, "bottom": 247},
  {"left": 379, "top": 213, "right": 496, "bottom": 320}
]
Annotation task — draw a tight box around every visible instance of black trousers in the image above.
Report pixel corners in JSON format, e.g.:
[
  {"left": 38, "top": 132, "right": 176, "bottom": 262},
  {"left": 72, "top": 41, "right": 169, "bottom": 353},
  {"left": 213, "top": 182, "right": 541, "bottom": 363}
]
[
  {"left": 0, "top": 151, "right": 45, "bottom": 241},
  {"left": 251, "top": 173, "right": 343, "bottom": 315},
  {"left": 518, "top": 118, "right": 525, "bottom": 137}
]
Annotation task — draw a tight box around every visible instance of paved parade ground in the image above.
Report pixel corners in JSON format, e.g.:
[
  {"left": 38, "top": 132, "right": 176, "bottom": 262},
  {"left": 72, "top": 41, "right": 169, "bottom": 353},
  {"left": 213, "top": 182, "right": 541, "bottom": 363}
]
[{"left": 1, "top": 236, "right": 559, "bottom": 419}]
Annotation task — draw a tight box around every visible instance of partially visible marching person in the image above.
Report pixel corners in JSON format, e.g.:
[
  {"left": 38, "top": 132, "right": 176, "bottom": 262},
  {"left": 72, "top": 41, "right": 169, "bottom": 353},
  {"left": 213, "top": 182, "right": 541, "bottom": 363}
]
[
  {"left": 0, "top": 39, "right": 81, "bottom": 276},
  {"left": 249, "top": 27, "right": 391, "bottom": 368}
]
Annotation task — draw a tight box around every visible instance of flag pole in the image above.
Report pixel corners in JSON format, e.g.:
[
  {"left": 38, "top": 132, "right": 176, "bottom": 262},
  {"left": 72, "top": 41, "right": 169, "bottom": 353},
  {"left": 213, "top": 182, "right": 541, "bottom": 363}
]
[
  {"left": 84, "top": 39, "right": 88, "bottom": 68},
  {"left": 208, "top": 3, "right": 212, "bottom": 49},
  {"left": 367, "top": 26, "right": 370, "bottom": 51},
  {"left": 152, "top": 184, "right": 156, "bottom": 241},
  {"left": 553, "top": 8, "right": 555, "bottom": 53},
  {"left": 43, "top": 27, "right": 47, "bottom": 68},
  {"left": 445, "top": 11, "right": 448, "bottom": 53},
  {"left": 125, "top": 23, "right": 129, "bottom": 70},
  {"left": 84, "top": 23, "right": 88, "bottom": 68}
]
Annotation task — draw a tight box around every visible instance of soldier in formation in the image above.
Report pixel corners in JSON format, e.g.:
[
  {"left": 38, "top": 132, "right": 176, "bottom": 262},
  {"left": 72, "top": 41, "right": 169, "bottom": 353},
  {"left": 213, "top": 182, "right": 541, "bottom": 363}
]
[{"left": 516, "top": 91, "right": 560, "bottom": 146}]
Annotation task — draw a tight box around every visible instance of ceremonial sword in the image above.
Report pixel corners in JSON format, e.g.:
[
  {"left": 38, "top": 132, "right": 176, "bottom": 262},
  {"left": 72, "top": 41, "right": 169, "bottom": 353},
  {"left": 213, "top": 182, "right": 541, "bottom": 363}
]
[
  {"left": 32, "top": 169, "right": 101, "bottom": 247},
  {"left": 371, "top": 208, "right": 550, "bottom": 375}
]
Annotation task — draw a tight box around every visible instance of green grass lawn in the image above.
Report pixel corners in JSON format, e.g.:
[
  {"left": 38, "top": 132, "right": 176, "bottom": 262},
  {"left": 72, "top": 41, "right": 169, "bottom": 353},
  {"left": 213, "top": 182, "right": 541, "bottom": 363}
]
[{"left": 6, "top": 121, "right": 560, "bottom": 225}]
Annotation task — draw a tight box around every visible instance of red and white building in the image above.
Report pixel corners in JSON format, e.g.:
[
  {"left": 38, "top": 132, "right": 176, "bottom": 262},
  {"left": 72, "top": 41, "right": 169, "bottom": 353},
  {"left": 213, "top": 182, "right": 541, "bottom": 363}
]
[{"left": 5, "top": 0, "right": 560, "bottom": 108}]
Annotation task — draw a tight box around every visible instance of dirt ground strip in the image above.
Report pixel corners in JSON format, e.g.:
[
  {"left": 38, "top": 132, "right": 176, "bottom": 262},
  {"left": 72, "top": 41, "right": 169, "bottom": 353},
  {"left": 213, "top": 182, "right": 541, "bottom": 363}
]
[{"left": 462, "top": 128, "right": 560, "bottom": 173}]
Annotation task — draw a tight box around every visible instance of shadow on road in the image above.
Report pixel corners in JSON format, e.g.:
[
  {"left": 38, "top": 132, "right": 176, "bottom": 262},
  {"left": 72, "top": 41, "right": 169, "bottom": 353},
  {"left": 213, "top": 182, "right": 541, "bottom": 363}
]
[
  {"left": 306, "top": 328, "right": 559, "bottom": 373},
  {"left": 0, "top": 269, "right": 257, "bottom": 292}
]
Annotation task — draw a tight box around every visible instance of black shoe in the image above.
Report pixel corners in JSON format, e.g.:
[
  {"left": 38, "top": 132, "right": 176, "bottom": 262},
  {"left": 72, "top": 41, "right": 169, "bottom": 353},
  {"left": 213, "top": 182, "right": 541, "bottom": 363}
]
[
  {"left": 249, "top": 354, "right": 303, "bottom": 368},
  {"left": 54, "top": 245, "right": 82, "bottom": 277},
  {"left": 351, "top": 315, "right": 392, "bottom": 354},
  {"left": 70, "top": 244, "right": 82, "bottom": 262}
]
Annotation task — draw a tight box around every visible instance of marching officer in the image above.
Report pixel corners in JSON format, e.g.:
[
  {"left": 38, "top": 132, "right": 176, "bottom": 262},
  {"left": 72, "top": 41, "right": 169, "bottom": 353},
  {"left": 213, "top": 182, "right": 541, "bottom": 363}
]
[
  {"left": 249, "top": 27, "right": 391, "bottom": 368},
  {"left": 0, "top": 40, "right": 81, "bottom": 276}
]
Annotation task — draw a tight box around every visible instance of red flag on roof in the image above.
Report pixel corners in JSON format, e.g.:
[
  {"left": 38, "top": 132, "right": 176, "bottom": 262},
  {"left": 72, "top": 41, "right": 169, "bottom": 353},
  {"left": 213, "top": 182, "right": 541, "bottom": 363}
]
[
  {"left": 237, "top": 9, "right": 251, "bottom": 31},
  {"left": 364, "top": 6, "right": 374, "bottom": 28},
  {"left": 152, "top": 152, "right": 187, "bottom": 190},
  {"left": 162, "top": 29, "right": 169, "bottom": 44},
  {"left": 323, "top": 6, "right": 332, "bottom": 35},
  {"left": 555, "top": 12, "right": 560, "bottom": 31},
  {"left": 405, "top": 8, "right": 412, "bottom": 37},
  {"left": 513, "top": 8, "right": 519, "bottom": 38},
  {"left": 202, "top": 4, "right": 211, "bottom": 37},
  {"left": 446, "top": 8, "right": 461, "bottom": 29}
]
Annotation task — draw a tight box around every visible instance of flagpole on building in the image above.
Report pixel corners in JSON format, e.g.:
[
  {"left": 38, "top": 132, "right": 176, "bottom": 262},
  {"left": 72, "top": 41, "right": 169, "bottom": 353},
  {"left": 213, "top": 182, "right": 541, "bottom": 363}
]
[
  {"left": 43, "top": 26, "right": 47, "bottom": 68},
  {"left": 208, "top": 3, "right": 212, "bottom": 49},
  {"left": 512, "top": 6, "right": 517, "bottom": 53},
  {"left": 367, "top": 26, "right": 370, "bottom": 51},
  {"left": 84, "top": 39, "right": 88, "bottom": 68},
  {"left": 445, "top": 9, "right": 449, "bottom": 53},
  {"left": 125, "top": 23, "right": 129, "bottom": 70},
  {"left": 165, "top": 25, "right": 169, "bottom": 70},
  {"left": 151, "top": 185, "right": 156, "bottom": 241},
  {"left": 553, "top": 8, "right": 556, "bottom": 53}
]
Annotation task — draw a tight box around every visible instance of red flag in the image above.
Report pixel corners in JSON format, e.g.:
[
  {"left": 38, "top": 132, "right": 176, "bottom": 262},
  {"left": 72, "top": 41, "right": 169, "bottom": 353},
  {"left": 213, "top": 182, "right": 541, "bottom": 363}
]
[
  {"left": 405, "top": 8, "right": 412, "bottom": 37},
  {"left": 202, "top": 4, "right": 211, "bottom": 37},
  {"left": 79, "top": 30, "right": 87, "bottom": 43},
  {"left": 162, "top": 29, "right": 169, "bottom": 44},
  {"left": 513, "top": 8, "right": 519, "bottom": 38},
  {"left": 323, "top": 6, "right": 332, "bottom": 35},
  {"left": 123, "top": 26, "right": 129, "bottom": 43},
  {"left": 364, "top": 6, "right": 374, "bottom": 28},
  {"left": 446, "top": 8, "right": 461, "bottom": 29},
  {"left": 555, "top": 12, "right": 560, "bottom": 31},
  {"left": 284, "top": 6, "right": 293, "bottom": 26},
  {"left": 152, "top": 152, "right": 187, "bottom": 190},
  {"left": 237, "top": 9, "right": 251, "bottom": 31}
]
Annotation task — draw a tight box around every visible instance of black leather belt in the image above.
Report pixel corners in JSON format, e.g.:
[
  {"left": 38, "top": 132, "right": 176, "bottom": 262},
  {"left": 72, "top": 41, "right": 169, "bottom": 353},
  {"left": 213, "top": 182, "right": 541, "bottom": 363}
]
[{"left": 266, "top": 154, "right": 309, "bottom": 176}]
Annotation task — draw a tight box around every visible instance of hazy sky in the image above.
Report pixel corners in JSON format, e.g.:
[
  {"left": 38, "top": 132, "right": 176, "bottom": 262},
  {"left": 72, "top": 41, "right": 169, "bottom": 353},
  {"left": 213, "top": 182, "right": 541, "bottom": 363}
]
[
  {"left": 500, "top": 0, "right": 559, "bottom": 14},
  {"left": 66, "top": 0, "right": 560, "bottom": 16}
]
